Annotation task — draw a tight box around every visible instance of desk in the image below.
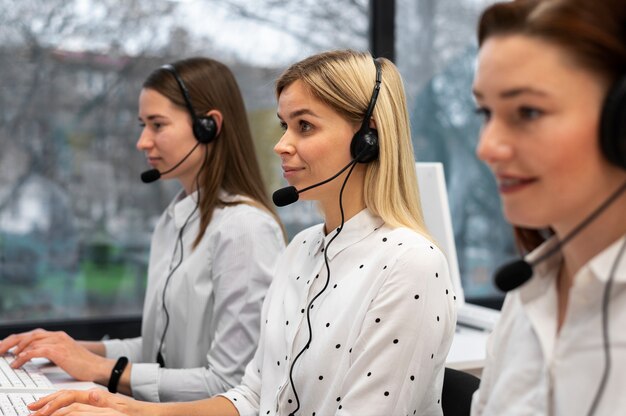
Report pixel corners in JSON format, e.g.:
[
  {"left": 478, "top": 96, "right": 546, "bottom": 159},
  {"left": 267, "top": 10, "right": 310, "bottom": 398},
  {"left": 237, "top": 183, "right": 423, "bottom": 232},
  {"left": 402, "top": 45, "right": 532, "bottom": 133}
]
[{"left": 445, "top": 325, "right": 490, "bottom": 378}]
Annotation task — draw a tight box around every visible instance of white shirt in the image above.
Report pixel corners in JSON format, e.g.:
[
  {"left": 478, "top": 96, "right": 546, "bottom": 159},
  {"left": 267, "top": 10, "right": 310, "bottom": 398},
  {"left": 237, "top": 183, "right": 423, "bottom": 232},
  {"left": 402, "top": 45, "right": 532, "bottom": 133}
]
[
  {"left": 222, "top": 209, "right": 457, "bottom": 416},
  {"left": 103, "top": 190, "right": 285, "bottom": 402},
  {"left": 471, "top": 235, "right": 626, "bottom": 416}
]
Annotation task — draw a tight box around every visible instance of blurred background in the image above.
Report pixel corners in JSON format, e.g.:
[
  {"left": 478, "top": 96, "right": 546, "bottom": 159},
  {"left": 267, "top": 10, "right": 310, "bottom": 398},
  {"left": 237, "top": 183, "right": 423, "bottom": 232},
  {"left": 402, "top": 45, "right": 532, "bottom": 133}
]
[{"left": 0, "top": 0, "right": 514, "bottom": 336}]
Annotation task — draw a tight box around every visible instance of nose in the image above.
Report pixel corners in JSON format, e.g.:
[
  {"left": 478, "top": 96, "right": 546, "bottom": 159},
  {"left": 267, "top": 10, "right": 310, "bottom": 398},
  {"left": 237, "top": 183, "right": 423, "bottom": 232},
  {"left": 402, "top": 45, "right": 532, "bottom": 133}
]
[
  {"left": 475, "top": 121, "right": 513, "bottom": 164},
  {"left": 136, "top": 127, "right": 153, "bottom": 152},
  {"left": 273, "top": 130, "right": 296, "bottom": 157}
]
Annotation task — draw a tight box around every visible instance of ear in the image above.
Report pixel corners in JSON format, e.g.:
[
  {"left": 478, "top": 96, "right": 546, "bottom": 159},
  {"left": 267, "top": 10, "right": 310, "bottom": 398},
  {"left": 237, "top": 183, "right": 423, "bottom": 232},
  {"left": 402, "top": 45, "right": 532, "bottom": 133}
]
[
  {"left": 206, "top": 109, "right": 223, "bottom": 136},
  {"left": 369, "top": 117, "right": 378, "bottom": 130}
]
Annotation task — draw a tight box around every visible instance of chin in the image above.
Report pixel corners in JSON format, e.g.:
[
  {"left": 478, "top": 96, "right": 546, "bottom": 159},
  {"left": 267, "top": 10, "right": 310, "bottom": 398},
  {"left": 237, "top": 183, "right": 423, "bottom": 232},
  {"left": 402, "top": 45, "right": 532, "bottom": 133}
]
[{"left": 503, "top": 206, "right": 550, "bottom": 230}]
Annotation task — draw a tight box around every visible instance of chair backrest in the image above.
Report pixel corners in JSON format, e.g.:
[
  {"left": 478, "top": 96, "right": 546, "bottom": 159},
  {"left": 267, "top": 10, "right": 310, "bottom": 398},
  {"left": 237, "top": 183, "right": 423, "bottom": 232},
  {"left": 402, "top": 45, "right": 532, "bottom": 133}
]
[{"left": 442, "top": 367, "right": 480, "bottom": 416}]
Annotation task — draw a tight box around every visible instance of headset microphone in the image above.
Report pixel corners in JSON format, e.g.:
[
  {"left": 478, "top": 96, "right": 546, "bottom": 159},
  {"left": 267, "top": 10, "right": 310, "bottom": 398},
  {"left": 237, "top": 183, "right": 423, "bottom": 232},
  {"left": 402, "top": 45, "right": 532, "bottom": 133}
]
[
  {"left": 272, "top": 159, "right": 358, "bottom": 207},
  {"left": 140, "top": 142, "right": 201, "bottom": 184},
  {"left": 494, "top": 179, "right": 626, "bottom": 292}
]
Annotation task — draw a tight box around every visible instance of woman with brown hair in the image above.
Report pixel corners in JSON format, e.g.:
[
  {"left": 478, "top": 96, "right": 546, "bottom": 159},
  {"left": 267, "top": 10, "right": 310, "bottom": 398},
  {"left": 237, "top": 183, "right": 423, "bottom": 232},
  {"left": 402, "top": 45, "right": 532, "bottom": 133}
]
[
  {"left": 0, "top": 57, "right": 285, "bottom": 402},
  {"left": 471, "top": 0, "right": 626, "bottom": 414}
]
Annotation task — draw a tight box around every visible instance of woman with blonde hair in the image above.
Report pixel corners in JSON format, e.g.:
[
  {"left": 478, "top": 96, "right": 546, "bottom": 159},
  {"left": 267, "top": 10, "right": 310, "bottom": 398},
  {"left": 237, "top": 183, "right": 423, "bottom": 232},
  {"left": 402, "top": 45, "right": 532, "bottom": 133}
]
[{"left": 29, "top": 49, "right": 456, "bottom": 416}]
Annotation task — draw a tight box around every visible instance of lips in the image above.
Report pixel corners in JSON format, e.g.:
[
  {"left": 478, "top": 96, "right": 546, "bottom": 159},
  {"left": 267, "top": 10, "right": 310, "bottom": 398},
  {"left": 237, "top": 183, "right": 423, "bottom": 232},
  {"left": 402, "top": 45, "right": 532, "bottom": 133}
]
[
  {"left": 496, "top": 175, "right": 537, "bottom": 193},
  {"left": 282, "top": 165, "right": 304, "bottom": 178},
  {"left": 146, "top": 157, "right": 161, "bottom": 167}
]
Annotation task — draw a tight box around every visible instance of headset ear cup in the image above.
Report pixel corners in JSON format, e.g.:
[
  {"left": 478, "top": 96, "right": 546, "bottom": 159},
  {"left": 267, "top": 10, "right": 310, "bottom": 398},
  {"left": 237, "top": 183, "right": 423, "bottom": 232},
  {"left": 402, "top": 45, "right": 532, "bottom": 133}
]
[
  {"left": 193, "top": 116, "right": 218, "bottom": 144},
  {"left": 350, "top": 128, "right": 379, "bottom": 163},
  {"left": 600, "top": 75, "right": 626, "bottom": 169}
]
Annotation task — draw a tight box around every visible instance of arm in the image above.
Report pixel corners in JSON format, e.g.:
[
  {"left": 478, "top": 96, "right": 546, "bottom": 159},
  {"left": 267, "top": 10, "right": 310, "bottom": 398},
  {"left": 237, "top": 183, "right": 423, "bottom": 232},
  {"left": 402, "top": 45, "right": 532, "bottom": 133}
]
[
  {"left": 131, "top": 209, "right": 284, "bottom": 402},
  {"left": 0, "top": 329, "right": 119, "bottom": 383},
  {"left": 29, "top": 389, "right": 239, "bottom": 416},
  {"left": 337, "top": 245, "right": 457, "bottom": 415},
  {"left": 79, "top": 341, "right": 106, "bottom": 356}
]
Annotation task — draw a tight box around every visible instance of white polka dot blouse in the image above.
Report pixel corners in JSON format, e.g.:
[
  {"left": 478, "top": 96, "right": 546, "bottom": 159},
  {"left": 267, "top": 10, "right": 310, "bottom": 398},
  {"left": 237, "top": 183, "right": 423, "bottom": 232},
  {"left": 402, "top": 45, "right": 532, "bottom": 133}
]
[{"left": 223, "top": 208, "right": 457, "bottom": 416}]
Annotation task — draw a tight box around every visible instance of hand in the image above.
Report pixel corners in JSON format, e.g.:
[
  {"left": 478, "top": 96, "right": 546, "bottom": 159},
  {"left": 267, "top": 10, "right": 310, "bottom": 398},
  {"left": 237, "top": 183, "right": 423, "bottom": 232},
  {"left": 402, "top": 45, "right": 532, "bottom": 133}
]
[
  {"left": 29, "top": 389, "right": 140, "bottom": 416},
  {"left": 0, "top": 329, "right": 111, "bottom": 382}
]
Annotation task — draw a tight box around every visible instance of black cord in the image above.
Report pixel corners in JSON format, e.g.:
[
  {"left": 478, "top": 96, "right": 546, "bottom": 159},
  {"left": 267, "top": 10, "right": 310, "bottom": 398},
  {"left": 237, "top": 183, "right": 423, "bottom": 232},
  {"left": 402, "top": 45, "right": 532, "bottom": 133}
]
[
  {"left": 155, "top": 147, "right": 207, "bottom": 367},
  {"left": 586, "top": 237, "right": 626, "bottom": 415},
  {"left": 288, "top": 162, "right": 358, "bottom": 416}
]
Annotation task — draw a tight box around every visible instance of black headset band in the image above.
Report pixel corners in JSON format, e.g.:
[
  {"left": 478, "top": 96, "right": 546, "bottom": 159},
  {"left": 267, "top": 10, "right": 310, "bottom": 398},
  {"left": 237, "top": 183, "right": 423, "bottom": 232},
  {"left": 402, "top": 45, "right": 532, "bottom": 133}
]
[
  {"left": 161, "top": 64, "right": 201, "bottom": 124},
  {"left": 356, "top": 58, "right": 382, "bottom": 137},
  {"left": 363, "top": 58, "right": 382, "bottom": 122}
]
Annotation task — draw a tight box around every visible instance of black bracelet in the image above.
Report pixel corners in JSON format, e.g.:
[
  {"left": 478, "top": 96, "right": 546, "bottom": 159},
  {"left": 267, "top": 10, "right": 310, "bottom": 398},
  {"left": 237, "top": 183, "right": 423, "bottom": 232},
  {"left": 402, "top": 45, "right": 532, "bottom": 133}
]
[{"left": 107, "top": 356, "right": 129, "bottom": 393}]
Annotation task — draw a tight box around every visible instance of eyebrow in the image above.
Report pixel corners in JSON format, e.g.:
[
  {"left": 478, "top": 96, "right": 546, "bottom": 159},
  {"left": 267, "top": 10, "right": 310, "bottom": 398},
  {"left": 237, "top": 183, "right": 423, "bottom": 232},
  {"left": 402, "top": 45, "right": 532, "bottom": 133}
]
[
  {"left": 138, "top": 114, "right": 167, "bottom": 122},
  {"left": 472, "top": 87, "right": 549, "bottom": 99},
  {"left": 277, "top": 108, "right": 320, "bottom": 120}
]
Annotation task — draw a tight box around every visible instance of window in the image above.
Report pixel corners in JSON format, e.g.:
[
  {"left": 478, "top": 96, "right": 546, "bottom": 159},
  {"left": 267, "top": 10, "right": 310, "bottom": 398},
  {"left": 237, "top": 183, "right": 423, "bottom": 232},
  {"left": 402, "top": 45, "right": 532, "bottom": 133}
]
[
  {"left": 396, "top": 0, "right": 514, "bottom": 303},
  {"left": 0, "top": 0, "right": 368, "bottom": 327}
]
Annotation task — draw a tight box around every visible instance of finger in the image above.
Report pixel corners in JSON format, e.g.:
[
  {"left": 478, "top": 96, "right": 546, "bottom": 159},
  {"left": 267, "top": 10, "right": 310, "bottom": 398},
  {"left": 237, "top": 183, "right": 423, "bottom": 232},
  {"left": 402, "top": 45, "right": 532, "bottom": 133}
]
[
  {"left": 10, "top": 348, "right": 45, "bottom": 368},
  {"left": 4, "top": 329, "right": 47, "bottom": 355},
  {"left": 50, "top": 403, "right": 106, "bottom": 416},
  {"left": 29, "top": 390, "right": 67, "bottom": 411},
  {"left": 51, "top": 403, "right": 127, "bottom": 416},
  {"left": 0, "top": 333, "right": 23, "bottom": 354},
  {"left": 14, "top": 330, "right": 59, "bottom": 355},
  {"left": 29, "top": 390, "right": 91, "bottom": 416}
]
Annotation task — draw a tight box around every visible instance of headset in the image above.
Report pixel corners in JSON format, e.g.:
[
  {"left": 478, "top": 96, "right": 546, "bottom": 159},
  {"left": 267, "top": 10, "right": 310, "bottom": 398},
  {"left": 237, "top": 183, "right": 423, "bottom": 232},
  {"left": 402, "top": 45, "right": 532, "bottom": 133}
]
[
  {"left": 161, "top": 64, "right": 218, "bottom": 144},
  {"left": 600, "top": 73, "right": 626, "bottom": 169},
  {"left": 350, "top": 58, "right": 381, "bottom": 163}
]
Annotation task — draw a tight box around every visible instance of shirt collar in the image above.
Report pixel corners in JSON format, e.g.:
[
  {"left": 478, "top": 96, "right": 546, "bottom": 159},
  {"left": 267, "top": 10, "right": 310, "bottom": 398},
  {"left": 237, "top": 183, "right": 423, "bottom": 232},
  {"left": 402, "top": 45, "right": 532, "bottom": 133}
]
[
  {"left": 519, "top": 234, "right": 626, "bottom": 302},
  {"left": 311, "top": 208, "right": 384, "bottom": 260},
  {"left": 587, "top": 235, "right": 626, "bottom": 283},
  {"left": 519, "top": 236, "right": 562, "bottom": 303},
  {"left": 167, "top": 190, "right": 199, "bottom": 229},
  {"left": 167, "top": 189, "right": 251, "bottom": 230}
]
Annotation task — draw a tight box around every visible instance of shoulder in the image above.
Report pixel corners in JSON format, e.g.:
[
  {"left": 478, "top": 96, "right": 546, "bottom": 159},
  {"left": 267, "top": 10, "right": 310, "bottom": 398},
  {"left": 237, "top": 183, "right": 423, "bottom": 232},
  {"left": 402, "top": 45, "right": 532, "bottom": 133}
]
[
  {"left": 380, "top": 226, "right": 448, "bottom": 271},
  {"left": 217, "top": 201, "right": 281, "bottom": 233},
  {"left": 284, "top": 222, "right": 325, "bottom": 248}
]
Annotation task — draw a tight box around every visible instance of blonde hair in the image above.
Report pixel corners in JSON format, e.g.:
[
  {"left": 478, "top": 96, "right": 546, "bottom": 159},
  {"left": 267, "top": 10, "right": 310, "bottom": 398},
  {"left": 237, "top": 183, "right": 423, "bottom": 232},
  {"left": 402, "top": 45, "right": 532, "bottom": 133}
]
[{"left": 276, "top": 50, "right": 431, "bottom": 240}]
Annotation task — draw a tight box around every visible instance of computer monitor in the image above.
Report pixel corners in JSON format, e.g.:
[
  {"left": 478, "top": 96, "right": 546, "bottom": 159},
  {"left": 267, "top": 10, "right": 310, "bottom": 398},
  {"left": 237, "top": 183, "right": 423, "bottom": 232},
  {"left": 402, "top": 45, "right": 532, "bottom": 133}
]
[{"left": 416, "top": 162, "right": 500, "bottom": 331}]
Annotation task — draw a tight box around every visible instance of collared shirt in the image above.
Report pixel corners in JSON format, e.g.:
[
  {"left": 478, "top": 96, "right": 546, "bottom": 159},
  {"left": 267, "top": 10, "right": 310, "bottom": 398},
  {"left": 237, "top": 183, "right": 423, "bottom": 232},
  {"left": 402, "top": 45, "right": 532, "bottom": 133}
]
[
  {"left": 222, "top": 209, "right": 457, "bottom": 416},
  {"left": 471, "top": 235, "right": 626, "bottom": 416},
  {"left": 103, "top": 190, "right": 285, "bottom": 402}
]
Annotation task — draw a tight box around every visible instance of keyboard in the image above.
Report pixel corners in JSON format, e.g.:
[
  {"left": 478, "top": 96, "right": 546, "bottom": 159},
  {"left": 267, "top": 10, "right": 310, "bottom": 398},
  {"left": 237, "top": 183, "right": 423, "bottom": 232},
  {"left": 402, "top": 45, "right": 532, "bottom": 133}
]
[
  {"left": 0, "top": 355, "right": 55, "bottom": 393},
  {"left": 0, "top": 392, "right": 47, "bottom": 416}
]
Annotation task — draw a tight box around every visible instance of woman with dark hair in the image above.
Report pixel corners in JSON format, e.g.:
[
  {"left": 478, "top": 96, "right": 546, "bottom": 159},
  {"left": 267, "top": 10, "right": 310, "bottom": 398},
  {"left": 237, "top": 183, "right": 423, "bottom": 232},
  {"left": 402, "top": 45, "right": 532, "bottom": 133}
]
[
  {"left": 0, "top": 57, "right": 285, "bottom": 402},
  {"left": 471, "top": 0, "right": 626, "bottom": 414}
]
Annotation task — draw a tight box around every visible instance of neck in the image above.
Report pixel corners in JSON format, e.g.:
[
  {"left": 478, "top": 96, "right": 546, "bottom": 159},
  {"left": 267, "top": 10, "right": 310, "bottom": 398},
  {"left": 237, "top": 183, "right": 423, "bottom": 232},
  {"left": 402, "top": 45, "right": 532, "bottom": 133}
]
[
  {"left": 320, "top": 169, "right": 366, "bottom": 234},
  {"left": 555, "top": 182, "right": 626, "bottom": 286}
]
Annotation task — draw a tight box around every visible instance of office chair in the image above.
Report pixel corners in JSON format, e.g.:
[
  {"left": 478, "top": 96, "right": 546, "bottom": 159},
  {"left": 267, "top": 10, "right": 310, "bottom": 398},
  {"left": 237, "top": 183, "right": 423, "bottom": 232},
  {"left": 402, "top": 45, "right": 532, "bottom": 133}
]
[{"left": 442, "top": 367, "right": 481, "bottom": 416}]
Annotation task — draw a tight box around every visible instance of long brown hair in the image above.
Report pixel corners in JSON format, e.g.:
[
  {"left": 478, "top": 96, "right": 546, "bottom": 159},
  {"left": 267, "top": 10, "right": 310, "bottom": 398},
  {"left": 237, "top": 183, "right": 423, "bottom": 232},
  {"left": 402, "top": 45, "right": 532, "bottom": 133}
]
[
  {"left": 143, "top": 57, "right": 283, "bottom": 246},
  {"left": 477, "top": 0, "right": 626, "bottom": 253}
]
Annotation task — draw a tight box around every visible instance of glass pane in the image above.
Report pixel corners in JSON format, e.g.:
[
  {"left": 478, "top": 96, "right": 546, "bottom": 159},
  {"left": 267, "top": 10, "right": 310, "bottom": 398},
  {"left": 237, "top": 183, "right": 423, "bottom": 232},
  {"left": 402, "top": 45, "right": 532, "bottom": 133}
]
[
  {"left": 0, "top": 0, "right": 367, "bottom": 325},
  {"left": 396, "top": 0, "right": 515, "bottom": 301}
]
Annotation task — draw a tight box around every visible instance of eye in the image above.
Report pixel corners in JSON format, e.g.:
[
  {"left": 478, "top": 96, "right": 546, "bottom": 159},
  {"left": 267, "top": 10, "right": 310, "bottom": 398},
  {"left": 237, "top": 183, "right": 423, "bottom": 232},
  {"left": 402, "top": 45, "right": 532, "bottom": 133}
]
[
  {"left": 279, "top": 121, "right": 287, "bottom": 131},
  {"left": 518, "top": 106, "right": 543, "bottom": 120},
  {"left": 474, "top": 107, "right": 491, "bottom": 123},
  {"left": 299, "top": 120, "right": 312, "bottom": 133}
]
